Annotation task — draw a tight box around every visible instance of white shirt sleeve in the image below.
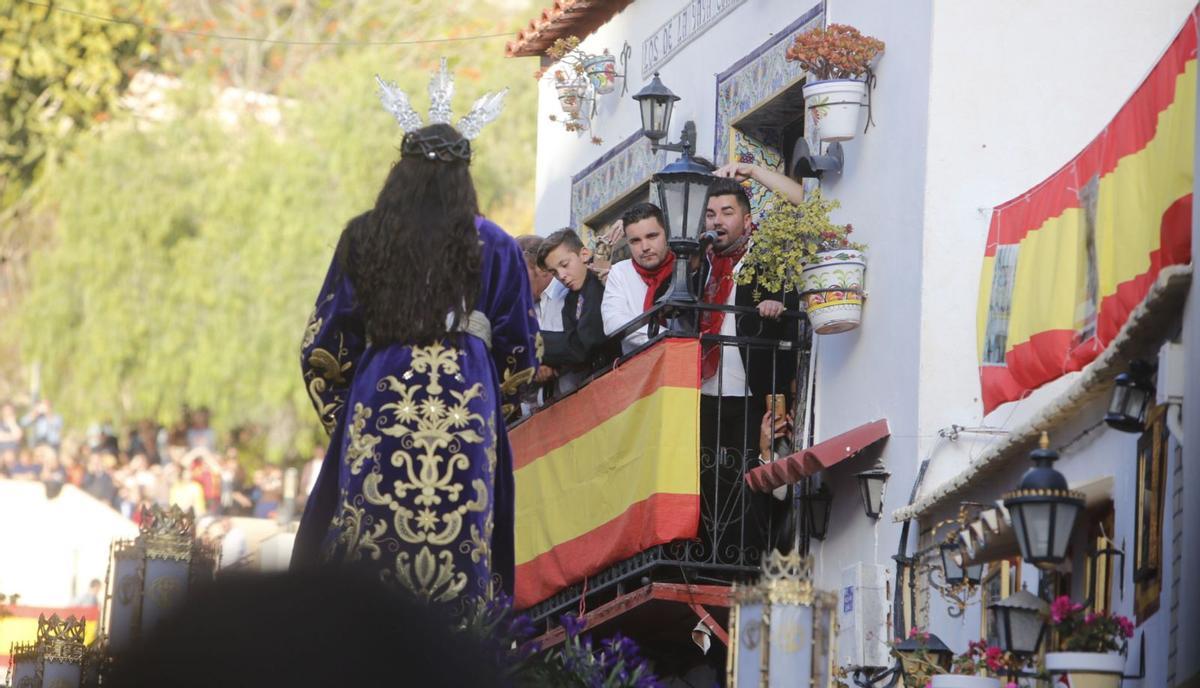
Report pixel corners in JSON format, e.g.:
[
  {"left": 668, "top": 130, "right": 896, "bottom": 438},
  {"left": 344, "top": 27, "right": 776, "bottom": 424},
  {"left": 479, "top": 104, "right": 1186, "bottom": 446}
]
[{"left": 601, "top": 261, "right": 650, "bottom": 353}]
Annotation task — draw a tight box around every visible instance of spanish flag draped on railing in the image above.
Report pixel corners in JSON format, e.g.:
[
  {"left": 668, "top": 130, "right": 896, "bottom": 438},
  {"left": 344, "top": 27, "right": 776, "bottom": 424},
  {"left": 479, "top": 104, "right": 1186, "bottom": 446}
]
[
  {"left": 977, "top": 9, "right": 1196, "bottom": 414},
  {"left": 512, "top": 338, "right": 701, "bottom": 609}
]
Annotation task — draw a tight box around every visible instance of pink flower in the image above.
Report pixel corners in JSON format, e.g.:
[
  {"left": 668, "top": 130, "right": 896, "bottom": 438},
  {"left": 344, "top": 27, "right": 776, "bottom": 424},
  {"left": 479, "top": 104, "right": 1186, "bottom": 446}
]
[
  {"left": 1050, "top": 596, "right": 1074, "bottom": 623},
  {"left": 1085, "top": 612, "right": 1097, "bottom": 624},
  {"left": 985, "top": 646, "right": 1005, "bottom": 672},
  {"left": 1006, "top": 683, "right": 1018, "bottom": 688},
  {"left": 1117, "top": 615, "right": 1134, "bottom": 638}
]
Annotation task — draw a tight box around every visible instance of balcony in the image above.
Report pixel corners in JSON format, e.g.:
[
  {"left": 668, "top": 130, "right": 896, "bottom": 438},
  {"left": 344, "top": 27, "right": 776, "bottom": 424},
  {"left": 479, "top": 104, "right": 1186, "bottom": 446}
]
[{"left": 512, "top": 301, "right": 813, "bottom": 643}]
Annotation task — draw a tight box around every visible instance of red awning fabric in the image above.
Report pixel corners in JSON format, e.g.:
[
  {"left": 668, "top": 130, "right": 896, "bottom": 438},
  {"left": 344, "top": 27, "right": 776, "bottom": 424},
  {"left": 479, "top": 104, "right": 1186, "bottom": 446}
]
[{"left": 745, "top": 419, "right": 890, "bottom": 493}]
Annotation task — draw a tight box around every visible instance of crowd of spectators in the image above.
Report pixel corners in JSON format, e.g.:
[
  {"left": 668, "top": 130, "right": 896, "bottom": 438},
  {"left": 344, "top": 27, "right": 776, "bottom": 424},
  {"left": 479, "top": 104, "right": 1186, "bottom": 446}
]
[{"left": 0, "top": 400, "right": 302, "bottom": 526}]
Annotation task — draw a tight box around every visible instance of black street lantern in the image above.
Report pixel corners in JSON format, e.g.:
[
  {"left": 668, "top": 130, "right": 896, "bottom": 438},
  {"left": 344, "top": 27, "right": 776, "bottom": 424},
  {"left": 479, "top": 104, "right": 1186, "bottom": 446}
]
[
  {"left": 1002, "top": 433, "right": 1085, "bottom": 567},
  {"left": 652, "top": 151, "right": 714, "bottom": 308},
  {"left": 1104, "top": 359, "right": 1155, "bottom": 433},
  {"left": 939, "top": 542, "right": 966, "bottom": 586},
  {"left": 855, "top": 469, "right": 890, "bottom": 520},
  {"left": 804, "top": 483, "right": 834, "bottom": 541},
  {"left": 653, "top": 153, "right": 714, "bottom": 245},
  {"left": 632, "top": 72, "right": 679, "bottom": 142},
  {"left": 894, "top": 631, "right": 953, "bottom": 677},
  {"left": 988, "top": 589, "right": 1048, "bottom": 656}
]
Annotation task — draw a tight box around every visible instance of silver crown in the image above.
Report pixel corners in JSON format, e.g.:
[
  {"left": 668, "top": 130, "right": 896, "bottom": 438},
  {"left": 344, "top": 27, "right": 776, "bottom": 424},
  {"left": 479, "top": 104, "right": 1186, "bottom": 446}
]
[{"left": 376, "top": 58, "right": 507, "bottom": 141}]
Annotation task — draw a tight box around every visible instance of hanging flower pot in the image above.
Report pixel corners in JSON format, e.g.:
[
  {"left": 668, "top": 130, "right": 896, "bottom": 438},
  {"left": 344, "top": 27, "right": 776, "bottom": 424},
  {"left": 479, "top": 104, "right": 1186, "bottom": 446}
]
[
  {"left": 1045, "top": 652, "right": 1125, "bottom": 688},
  {"left": 800, "top": 249, "right": 865, "bottom": 334},
  {"left": 556, "top": 79, "right": 589, "bottom": 116},
  {"left": 802, "top": 79, "right": 868, "bottom": 142},
  {"left": 583, "top": 52, "right": 617, "bottom": 95},
  {"left": 930, "top": 676, "right": 1002, "bottom": 688},
  {"left": 786, "top": 24, "right": 884, "bottom": 142}
]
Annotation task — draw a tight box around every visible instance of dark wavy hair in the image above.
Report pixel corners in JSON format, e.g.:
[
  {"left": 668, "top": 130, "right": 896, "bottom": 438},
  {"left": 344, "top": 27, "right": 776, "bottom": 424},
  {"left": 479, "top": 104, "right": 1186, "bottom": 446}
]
[
  {"left": 706, "top": 177, "right": 752, "bottom": 216},
  {"left": 337, "top": 124, "right": 482, "bottom": 346}
]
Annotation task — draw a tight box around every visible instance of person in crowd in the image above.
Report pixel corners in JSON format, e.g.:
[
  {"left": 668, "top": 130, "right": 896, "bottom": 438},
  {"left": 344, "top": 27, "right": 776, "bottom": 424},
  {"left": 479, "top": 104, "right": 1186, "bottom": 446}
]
[
  {"left": 0, "top": 402, "right": 23, "bottom": 470},
  {"left": 169, "top": 463, "right": 207, "bottom": 516},
  {"left": 186, "top": 407, "right": 216, "bottom": 451},
  {"left": 83, "top": 451, "right": 119, "bottom": 505},
  {"left": 8, "top": 447, "right": 39, "bottom": 480},
  {"left": 20, "top": 398, "right": 63, "bottom": 450},
  {"left": 38, "top": 445, "right": 66, "bottom": 498},
  {"left": 693, "top": 166, "right": 805, "bottom": 563},
  {"left": 516, "top": 234, "right": 564, "bottom": 411},
  {"left": 601, "top": 203, "right": 676, "bottom": 354},
  {"left": 537, "top": 228, "right": 616, "bottom": 395},
  {"left": 292, "top": 98, "right": 539, "bottom": 611},
  {"left": 72, "top": 579, "right": 102, "bottom": 607}
]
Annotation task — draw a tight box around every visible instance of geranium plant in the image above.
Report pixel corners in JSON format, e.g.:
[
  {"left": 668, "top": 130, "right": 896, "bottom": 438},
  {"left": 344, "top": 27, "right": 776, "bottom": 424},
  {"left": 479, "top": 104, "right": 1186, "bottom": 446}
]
[
  {"left": 951, "top": 640, "right": 1024, "bottom": 677},
  {"left": 1046, "top": 596, "right": 1134, "bottom": 653},
  {"left": 785, "top": 24, "right": 885, "bottom": 81},
  {"left": 737, "top": 187, "right": 864, "bottom": 294}
]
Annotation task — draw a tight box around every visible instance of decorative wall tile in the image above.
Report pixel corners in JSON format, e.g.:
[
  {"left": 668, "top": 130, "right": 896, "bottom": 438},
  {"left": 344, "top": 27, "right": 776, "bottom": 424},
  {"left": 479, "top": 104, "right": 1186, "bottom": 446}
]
[{"left": 570, "top": 131, "right": 669, "bottom": 227}]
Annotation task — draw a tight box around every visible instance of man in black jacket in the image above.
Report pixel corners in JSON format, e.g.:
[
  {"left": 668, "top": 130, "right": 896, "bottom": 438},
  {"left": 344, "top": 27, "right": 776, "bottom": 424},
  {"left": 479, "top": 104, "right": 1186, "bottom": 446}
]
[
  {"left": 537, "top": 228, "right": 617, "bottom": 396},
  {"left": 695, "top": 168, "right": 805, "bottom": 564}
]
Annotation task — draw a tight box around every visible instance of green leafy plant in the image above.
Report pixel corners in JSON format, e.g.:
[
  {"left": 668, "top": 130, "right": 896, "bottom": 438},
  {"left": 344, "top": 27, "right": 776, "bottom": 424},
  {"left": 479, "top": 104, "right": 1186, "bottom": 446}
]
[
  {"left": 737, "top": 187, "right": 864, "bottom": 293},
  {"left": 785, "top": 24, "right": 885, "bottom": 81}
]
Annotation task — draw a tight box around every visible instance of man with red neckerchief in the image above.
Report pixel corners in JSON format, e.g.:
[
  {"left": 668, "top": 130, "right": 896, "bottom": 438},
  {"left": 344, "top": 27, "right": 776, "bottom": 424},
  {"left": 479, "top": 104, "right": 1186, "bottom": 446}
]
[
  {"left": 601, "top": 203, "right": 677, "bottom": 354},
  {"left": 695, "top": 162, "right": 806, "bottom": 563}
]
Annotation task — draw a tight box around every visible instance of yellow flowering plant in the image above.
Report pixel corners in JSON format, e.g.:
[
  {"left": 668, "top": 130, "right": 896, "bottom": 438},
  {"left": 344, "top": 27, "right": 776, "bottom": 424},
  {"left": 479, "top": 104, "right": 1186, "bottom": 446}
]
[{"left": 736, "top": 187, "right": 864, "bottom": 293}]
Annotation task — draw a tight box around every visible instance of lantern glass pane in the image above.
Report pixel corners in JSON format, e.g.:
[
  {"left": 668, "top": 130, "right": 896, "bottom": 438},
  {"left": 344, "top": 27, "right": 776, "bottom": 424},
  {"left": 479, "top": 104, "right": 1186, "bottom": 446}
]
[
  {"left": 1021, "top": 502, "right": 1053, "bottom": 559},
  {"left": 685, "top": 179, "right": 710, "bottom": 241},
  {"left": 940, "top": 546, "right": 964, "bottom": 584},
  {"left": 808, "top": 493, "right": 831, "bottom": 540},
  {"left": 1009, "top": 503, "right": 1029, "bottom": 559},
  {"left": 1052, "top": 502, "right": 1081, "bottom": 560},
  {"left": 1011, "top": 607, "right": 1045, "bottom": 655},
  {"left": 965, "top": 562, "right": 984, "bottom": 584},
  {"left": 865, "top": 476, "right": 885, "bottom": 517},
  {"left": 734, "top": 601, "right": 765, "bottom": 688},
  {"left": 769, "top": 603, "right": 815, "bottom": 681},
  {"left": 1124, "top": 387, "right": 1150, "bottom": 422},
  {"left": 659, "top": 178, "right": 688, "bottom": 239},
  {"left": 1107, "top": 384, "right": 1129, "bottom": 416}
]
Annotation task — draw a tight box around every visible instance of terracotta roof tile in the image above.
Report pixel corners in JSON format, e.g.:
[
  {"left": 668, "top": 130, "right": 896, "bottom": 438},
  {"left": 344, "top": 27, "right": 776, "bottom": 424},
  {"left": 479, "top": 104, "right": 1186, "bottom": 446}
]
[{"left": 506, "top": 0, "right": 635, "bottom": 58}]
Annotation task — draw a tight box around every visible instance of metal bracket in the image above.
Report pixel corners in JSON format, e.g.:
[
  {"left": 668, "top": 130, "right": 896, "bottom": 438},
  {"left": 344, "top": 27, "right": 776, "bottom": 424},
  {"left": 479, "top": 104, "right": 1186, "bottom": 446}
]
[{"left": 791, "top": 139, "right": 843, "bottom": 179}]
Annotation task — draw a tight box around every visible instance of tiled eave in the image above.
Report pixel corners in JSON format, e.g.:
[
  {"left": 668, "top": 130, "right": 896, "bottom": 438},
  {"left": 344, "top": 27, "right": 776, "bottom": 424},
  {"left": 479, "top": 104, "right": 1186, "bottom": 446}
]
[
  {"left": 892, "top": 264, "right": 1193, "bottom": 522},
  {"left": 506, "top": 0, "right": 635, "bottom": 58}
]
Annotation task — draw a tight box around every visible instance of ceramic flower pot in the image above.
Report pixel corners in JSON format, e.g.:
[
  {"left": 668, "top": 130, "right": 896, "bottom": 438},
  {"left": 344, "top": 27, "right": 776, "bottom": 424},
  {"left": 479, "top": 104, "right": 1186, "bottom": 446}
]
[
  {"left": 556, "top": 80, "right": 589, "bottom": 116},
  {"left": 930, "top": 675, "right": 1002, "bottom": 688},
  {"left": 1045, "top": 651, "right": 1125, "bottom": 688},
  {"left": 800, "top": 249, "right": 865, "bottom": 334},
  {"left": 802, "top": 78, "right": 868, "bottom": 142},
  {"left": 583, "top": 53, "right": 617, "bottom": 95}
]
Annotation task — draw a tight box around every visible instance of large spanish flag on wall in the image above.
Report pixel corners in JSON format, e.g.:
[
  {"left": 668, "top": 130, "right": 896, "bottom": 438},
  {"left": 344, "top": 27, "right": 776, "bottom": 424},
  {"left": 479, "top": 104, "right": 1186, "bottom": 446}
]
[
  {"left": 978, "top": 9, "right": 1196, "bottom": 414},
  {"left": 512, "top": 338, "right": 700, "bottom": 610}
]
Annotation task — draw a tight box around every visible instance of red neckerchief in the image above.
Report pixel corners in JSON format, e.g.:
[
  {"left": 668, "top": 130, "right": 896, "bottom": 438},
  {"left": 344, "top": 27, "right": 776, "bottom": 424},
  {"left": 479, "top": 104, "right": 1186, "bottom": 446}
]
[
  {"left": 631, "top": 251, "right": 676, "bottom": 311},
  {"left": 700, "top": 230, "right": 751, "bottom": 379}
]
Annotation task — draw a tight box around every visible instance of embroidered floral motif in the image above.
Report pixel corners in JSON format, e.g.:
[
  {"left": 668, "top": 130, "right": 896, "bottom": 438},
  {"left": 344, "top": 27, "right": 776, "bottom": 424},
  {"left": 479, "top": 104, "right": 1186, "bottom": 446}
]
[{"left": 344, "top": 404, "right": 380, "bottom": 475}]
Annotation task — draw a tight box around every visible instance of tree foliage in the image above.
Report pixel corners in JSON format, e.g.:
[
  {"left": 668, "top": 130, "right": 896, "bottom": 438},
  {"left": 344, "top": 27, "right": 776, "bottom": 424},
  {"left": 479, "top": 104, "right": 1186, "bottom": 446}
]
[
  {"left": 0, "top": 0, "right": 160, "bottom": 208},
  {"left": 12, "top": 0, "right": 538, "bottom": 458}
]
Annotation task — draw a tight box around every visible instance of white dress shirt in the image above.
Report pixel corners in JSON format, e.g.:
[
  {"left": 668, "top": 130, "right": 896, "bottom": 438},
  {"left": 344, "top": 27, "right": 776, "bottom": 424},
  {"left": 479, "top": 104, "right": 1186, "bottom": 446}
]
[
  {"left": 701, "top": 259, "right": 748, "bottom": 398},
  {"left": 601, "top": 260, "right": 652, "bottom": 354}
]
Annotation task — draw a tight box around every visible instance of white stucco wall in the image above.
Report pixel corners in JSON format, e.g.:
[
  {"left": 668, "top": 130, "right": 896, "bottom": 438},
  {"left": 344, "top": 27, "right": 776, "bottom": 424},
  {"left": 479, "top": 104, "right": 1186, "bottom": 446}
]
[
  {"left": 525, "top": 0, "right": 1194, "bottom": 678},
  {"left": 915, "top": 0, "right": 1197, "bottom": 497},
  {"left": 531, "top": 0, "right": 827, "bottom": 234}
]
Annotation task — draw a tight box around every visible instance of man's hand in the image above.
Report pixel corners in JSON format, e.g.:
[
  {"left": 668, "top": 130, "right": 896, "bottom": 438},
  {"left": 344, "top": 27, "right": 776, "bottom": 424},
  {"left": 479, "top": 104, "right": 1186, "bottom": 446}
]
[
  {"left": 534, "top": 365, "right": 557, "bottom": 383},
  {"left": 714, "top": 162, "right": 759, "bottom": 183},
  {"left": 758, "top": 412, "right": 792, "bottom": 461},
  {"left": 757, "top": 299, "right": 784, "bottom": 319}
]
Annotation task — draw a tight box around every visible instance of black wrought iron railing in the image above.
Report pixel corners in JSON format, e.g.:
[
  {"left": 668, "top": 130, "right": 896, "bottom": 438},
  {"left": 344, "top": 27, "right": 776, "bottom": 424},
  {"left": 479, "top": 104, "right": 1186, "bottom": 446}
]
[{"left": 520, "top": 299, "right": 814, "bottom": 625}]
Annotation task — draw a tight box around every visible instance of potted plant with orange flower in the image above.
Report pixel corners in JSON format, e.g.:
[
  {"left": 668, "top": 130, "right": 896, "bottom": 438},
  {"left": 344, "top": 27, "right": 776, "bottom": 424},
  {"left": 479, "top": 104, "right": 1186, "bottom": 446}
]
[{"left": 785, "top": 23, "right": 885, "bottom": 142}]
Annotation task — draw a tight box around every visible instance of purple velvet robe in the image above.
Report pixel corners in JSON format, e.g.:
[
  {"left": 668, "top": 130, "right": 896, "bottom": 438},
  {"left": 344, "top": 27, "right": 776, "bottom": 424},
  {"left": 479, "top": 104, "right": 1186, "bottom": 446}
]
[{"left": 293, "top": 217, "right": 540, "bottom": 610}]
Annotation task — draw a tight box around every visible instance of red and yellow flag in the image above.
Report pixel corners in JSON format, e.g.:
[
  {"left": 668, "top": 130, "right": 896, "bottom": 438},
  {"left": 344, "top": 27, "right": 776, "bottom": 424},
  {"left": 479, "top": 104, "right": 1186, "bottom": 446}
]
[
  {"left": 978, "top": 9, "right": 1196, "bottom": 414},
  {"left": 513, "top": 339, "right": 701, "bottom": 610}
]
